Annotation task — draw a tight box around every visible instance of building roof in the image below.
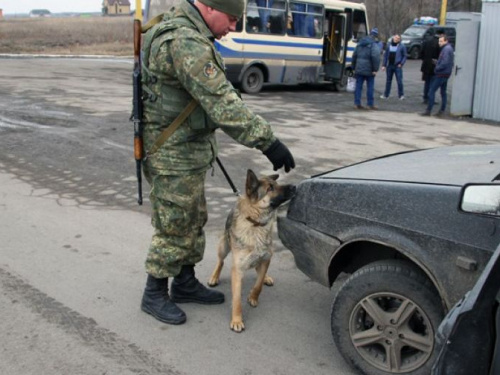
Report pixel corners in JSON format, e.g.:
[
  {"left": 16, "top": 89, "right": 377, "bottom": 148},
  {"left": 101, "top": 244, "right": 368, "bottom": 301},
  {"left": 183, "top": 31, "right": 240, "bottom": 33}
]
[{"left": 107, "top": 0, "right": 131, "bottom": 6}]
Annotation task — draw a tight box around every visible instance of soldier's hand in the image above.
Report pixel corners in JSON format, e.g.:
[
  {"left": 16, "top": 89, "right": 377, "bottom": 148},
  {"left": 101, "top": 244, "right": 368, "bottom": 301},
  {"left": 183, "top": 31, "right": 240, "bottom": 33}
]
[{"left": 263, "top": 139, "right": 295, "bottom": 173}]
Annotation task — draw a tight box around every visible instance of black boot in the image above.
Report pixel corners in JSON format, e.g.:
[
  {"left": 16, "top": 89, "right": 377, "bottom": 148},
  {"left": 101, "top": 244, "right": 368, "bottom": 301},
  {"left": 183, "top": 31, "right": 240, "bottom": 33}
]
[
  {"left": 141, "top": 275, "right": 186, "bottom": 324},
  {"left": 170, "top": 265, "right": 225, "bottom": 304}
]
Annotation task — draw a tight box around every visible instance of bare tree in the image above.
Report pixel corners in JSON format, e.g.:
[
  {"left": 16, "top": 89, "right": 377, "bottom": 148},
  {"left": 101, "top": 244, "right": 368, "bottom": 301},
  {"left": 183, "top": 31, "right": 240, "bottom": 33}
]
[{"left": 353, "top": 0, "right": 482, "bottom": 40}]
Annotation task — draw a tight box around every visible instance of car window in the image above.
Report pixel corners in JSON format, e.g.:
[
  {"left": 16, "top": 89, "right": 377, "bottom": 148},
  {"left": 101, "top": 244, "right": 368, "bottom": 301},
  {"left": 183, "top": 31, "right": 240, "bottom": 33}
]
[{"left": 403, "top": 26, "right": 427, "bottom": 37}]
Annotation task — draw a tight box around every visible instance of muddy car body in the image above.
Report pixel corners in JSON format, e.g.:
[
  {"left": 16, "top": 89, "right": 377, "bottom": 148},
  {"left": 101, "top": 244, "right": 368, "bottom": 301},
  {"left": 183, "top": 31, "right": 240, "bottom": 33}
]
[{"left": 278, "top": 144, "right": 500, "bottom": 375}]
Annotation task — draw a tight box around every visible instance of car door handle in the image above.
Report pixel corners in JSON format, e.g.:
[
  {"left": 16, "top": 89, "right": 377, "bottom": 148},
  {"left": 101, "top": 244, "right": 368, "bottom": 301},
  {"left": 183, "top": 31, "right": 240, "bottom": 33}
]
[{"left": 455, "top": 66, "right": 462, "bottom": 75}]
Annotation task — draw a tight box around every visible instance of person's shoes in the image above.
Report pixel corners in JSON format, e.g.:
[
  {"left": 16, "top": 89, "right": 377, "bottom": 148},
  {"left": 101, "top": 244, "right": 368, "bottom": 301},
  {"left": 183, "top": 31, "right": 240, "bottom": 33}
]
[
  {"left": 355, "top": 105, "right": 366, "bottom": 110},
  {"left": 141, "top": 275, "right": 187, "bottom": 325},
  {"left": 380, "top": 95, "right": 388, "bottom": 99},
  {"left": 420, "top": 110, "right": 431, "bottom": 116},
  {"left": 170, "top": 265, "right": 225, "bottom": 304},
  {"left": 368, "top": 106, "right": 378, "bottom": 110},
  {"left": 399, "top": 96, "right": 405, "bottom": 100},
  {"left": 435, "top": 110, "right": 446, "bottom": 117}
]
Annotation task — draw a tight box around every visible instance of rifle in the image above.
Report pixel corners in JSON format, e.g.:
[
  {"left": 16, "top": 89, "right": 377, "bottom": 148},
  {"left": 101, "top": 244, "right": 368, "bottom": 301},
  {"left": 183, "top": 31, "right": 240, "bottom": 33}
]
[{"left": 132, "top": 3, "right": 143, "bottom": 205}]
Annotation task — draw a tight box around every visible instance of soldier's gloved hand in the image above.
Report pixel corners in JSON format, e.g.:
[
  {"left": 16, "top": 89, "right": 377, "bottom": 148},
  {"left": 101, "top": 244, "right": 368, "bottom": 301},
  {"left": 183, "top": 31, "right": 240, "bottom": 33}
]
[{"left": 263, "top": 139, "right": 295, "bottom": 173}]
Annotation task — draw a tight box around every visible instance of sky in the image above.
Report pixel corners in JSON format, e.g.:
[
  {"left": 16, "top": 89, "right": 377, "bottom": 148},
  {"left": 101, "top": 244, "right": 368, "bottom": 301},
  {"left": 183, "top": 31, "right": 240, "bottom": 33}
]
[{"left": 0, "top": 1, "right": 134, "bottom": 14}]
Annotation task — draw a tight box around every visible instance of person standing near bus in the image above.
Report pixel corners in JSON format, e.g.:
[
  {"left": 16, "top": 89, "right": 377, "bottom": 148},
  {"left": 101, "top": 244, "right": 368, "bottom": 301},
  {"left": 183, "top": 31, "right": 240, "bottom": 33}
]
[
  {"left": 352, "top": 28, "right": 381, "bottom": 110},
  {"left": 380, "top": 34, "right": 407, "bottom": 100}
]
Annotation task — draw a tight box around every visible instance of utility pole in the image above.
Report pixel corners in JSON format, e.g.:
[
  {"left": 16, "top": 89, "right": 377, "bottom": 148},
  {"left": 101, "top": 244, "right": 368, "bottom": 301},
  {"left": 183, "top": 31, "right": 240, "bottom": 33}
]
[
  {"left": 440, "top": 0, "right": 448, "bottom": 25},
  {"left": 135, "top": 0, "right": 142, "bottom": 21}
]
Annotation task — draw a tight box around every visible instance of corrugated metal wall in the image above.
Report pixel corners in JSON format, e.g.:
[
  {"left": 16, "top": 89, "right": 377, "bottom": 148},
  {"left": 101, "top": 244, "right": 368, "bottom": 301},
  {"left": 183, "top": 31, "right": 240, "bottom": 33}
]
[{"left": 473, "top": 2, "right": 500, "bottom": 122}]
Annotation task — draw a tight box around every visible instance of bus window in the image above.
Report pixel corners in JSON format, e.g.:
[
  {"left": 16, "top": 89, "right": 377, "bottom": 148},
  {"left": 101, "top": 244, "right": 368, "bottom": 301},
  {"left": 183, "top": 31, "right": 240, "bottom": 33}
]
[
  {"left": 246, "top": 0, "right": 286, "bottom": 35},
  {"left": 235, "top": 18, "right": 243, "bottom": 32},
  {"left": 289, "top": 2, "right": 324, "bottom": 38},
  {"left": 352, "top": 9, "right": 367, "bottom": 40}
]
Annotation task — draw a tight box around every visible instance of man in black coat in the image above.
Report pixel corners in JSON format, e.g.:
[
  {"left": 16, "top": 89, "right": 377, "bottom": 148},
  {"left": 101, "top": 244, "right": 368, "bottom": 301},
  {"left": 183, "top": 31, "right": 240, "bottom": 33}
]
[{"left": 420, "top": 33, "right": 441, "bottom": 104}]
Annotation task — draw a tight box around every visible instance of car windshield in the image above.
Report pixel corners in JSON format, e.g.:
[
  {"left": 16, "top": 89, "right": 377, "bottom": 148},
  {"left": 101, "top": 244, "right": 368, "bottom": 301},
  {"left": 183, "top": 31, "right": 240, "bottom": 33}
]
[{"left": 402, "top": 27, "right": 427, "bottom": 37}]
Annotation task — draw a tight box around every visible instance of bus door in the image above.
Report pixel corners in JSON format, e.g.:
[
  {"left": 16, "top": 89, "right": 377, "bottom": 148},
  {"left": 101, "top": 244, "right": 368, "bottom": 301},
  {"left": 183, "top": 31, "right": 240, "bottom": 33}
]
[{"left": 323, "top": 11, "right": 347, "bottom": 82}]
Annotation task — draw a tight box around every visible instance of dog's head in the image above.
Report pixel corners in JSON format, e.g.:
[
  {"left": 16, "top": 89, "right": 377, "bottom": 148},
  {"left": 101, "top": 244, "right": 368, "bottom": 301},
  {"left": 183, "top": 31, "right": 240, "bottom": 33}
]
[{"left": 245, "top": 169, "right": 296, "bottom": 209}]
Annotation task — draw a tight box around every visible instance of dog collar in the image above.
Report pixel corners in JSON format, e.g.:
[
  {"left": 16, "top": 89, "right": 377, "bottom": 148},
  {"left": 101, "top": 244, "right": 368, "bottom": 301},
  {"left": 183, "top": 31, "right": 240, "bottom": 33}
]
[{"left": 246, "top": 217, "right": 268, "bottom": 227}]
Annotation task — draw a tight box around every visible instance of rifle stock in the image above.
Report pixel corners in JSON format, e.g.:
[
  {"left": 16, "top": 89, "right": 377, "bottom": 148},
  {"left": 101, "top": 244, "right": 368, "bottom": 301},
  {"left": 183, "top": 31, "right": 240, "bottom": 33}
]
[{"left": 132, "top": 19, "right": 143, "bottom": 205}]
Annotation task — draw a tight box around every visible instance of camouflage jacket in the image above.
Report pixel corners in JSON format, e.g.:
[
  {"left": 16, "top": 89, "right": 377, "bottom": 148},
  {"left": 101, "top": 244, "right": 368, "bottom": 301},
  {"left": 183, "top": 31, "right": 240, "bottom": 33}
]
[{"left": 141, "top": 0, "right": 276, "bottom": 175}]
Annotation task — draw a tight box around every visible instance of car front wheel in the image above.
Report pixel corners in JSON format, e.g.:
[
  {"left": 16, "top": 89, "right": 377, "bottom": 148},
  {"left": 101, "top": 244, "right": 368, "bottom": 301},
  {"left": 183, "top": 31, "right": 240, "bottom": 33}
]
[
  {"left": 410, "top": 47, "right": 421, "bottom": 60},
  {"left": 331, "top": 260, "right": 444, "bottom": 375}
]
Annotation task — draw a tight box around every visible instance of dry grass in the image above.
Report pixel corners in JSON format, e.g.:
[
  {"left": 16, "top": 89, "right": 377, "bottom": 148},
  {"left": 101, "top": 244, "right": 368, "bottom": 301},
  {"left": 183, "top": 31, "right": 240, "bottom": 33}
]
[{"left": 0, "top": 16, "right": 134, "bottom": 56}]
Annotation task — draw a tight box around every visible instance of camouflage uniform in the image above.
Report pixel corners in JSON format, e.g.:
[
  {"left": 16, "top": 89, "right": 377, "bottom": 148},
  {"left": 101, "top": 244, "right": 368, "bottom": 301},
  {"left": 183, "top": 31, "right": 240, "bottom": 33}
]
[{"left": 141, "top": 0, "right": 276, "bottom": 278}]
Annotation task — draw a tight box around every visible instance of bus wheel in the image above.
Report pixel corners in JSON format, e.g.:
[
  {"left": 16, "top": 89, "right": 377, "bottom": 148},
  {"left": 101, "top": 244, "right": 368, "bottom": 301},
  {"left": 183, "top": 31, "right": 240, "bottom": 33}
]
[{"left": 241, "top": 66, "right": 264, "bottom": 94}]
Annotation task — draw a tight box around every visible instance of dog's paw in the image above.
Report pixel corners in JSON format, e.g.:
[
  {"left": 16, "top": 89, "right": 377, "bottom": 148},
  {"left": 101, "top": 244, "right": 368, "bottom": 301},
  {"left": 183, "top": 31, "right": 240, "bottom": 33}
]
[
  {"left": 247, "top": 296, "right": 259, "bottom": 307},
  {"left": 264, "top": 275, "right": 274, "bottom": 286},
  {"left": 230, "top": 319, "right": 245, "bottom": 333}
]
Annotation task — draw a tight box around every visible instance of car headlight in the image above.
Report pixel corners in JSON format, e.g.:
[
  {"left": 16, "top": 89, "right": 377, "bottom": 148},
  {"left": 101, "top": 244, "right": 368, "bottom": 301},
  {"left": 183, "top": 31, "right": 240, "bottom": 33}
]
[{"left": 402, "top": 40, "right": 410, "bottom": 44}]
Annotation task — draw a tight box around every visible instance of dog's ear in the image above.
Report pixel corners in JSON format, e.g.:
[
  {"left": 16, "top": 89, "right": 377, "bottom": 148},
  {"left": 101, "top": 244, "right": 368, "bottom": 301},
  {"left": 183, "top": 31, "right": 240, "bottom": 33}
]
[
  {"left": 269, "top": 174, "right": 279, "bottom": 181},
  {"left": 245, "top": 169, "right": 260, "bottom": 200}
]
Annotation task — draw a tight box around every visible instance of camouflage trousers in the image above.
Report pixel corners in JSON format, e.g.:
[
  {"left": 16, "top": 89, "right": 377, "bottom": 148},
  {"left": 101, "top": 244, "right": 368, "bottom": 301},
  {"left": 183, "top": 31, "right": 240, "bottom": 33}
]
[{"left": 144, "top": 168, "right": 207, "bottom": 278}]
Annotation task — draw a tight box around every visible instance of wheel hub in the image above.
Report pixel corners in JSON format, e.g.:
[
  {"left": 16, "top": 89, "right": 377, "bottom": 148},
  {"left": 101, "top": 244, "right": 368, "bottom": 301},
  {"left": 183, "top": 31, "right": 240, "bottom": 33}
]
[{"left": 349, "top": 292, "right": 434, "bottom": 373}]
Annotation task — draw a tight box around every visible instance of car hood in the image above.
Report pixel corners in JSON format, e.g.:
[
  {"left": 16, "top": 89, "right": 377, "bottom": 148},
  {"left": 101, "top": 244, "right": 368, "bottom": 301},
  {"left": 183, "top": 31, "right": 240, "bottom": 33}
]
[{"left": 318, "top": 145, "right": 500, "bottom": 186}]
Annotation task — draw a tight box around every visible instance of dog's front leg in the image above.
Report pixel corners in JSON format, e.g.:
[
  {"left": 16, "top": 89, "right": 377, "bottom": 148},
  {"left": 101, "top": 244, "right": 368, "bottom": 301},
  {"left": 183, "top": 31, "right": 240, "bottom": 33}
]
[
  {"left": 230, "top": 266, "right": 245, "bottom": 332},
  {"left": 248, "top": 259, "right": 271, "bottom": 307}
]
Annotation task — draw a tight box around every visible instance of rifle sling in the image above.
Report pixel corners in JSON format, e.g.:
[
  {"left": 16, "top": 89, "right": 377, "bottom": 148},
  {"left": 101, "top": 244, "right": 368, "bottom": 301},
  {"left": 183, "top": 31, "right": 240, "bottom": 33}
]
[
  {"left": 141, "top": 13, "right": 164, "bottom": 33},
  {"left": 146, "top": 99, "right": 198, "bottom": 158}
]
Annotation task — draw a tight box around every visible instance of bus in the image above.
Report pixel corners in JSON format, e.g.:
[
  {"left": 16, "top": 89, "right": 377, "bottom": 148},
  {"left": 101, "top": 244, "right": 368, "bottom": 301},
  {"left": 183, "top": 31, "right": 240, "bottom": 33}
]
[{"left": 144, "top": 0, "right": 369, "bottom": 93}]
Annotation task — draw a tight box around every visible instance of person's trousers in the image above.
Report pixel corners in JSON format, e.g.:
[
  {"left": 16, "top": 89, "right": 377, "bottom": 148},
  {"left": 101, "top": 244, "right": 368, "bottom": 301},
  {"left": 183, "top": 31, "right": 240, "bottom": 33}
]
[
  {"left": 144, "top": 170, "right": 207, "bottom": 279},
  {"left": 423, "top": 75, "right": 434, "bottom": 101},
  {"left": 384, "top": 65, "right": 404, "bottom": 98},
  {"left": 427, "top": 76, "right": 449, "bottom": 113},
  {"left": 354, "top": 75, "right": 375, "bottom": 107}
]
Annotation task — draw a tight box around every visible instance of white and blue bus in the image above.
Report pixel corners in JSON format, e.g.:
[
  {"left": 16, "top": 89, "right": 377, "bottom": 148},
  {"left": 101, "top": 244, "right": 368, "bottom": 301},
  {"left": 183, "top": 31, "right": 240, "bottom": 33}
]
[{"left": 144, "top": 0, "right": 368, "bottom": 93}]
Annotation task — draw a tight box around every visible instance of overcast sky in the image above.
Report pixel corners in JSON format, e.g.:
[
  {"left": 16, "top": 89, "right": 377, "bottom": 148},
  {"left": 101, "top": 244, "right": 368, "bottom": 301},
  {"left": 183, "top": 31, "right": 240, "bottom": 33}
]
[{"left": 1, "top": 1, "right": 139, "bottom": 14}]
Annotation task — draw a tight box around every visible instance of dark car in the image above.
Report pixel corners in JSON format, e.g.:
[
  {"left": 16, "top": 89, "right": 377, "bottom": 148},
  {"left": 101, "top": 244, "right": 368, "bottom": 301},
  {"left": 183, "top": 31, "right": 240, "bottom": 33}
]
[
  {"left": 277, "top": 145, "right": 500, "bottom": 375},
  {"left": 433, "top": 219, "right": 500, "bottom": 375},
  {"left": 401, "top": 25, "right": 456, "bottom": 59}
]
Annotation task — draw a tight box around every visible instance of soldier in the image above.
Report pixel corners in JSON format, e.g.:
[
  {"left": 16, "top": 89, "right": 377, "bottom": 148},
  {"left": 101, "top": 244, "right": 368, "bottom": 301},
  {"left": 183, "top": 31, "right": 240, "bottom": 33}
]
[{"left": 140, "top": 0, "right": 295, "bottom": 325}]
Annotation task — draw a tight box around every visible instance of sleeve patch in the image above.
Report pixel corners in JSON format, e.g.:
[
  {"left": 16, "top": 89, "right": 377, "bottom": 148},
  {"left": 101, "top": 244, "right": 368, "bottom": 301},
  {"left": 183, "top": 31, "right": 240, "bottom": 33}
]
[{"left": 203, "top": 62, "right": 219, "bottom": 79}]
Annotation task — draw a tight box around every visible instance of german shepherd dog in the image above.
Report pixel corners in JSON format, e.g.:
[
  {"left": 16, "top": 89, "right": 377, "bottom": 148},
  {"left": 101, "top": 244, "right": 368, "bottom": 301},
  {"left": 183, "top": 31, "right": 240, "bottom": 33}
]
[{"left": 208, "top": 169, "right": 295, "bottom": 332}]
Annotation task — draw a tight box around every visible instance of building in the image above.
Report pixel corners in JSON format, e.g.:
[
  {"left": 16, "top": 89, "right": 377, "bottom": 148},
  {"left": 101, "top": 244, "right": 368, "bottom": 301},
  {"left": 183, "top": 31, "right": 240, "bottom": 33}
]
[
  {"left": 102, "top": 0, "right": 131, "bottom": 16},
  {"left": 473, "top": 0, "right": 500, "bottom": 122},
  {"left": 448, "top": 1, "right": 500, "bottom": 123}
]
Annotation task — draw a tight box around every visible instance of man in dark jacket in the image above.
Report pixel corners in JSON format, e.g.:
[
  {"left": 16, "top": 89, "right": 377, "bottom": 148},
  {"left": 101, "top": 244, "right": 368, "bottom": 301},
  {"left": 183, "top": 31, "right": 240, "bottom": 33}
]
[
  {"left": 380, "top": 34, "right": 407, "bottom": 100},
  {"left": 421, "top": 35, "right": 454, "bottom": 116},
  {"left": 352, "top": 28, "right": 381, "bottom": 110},
  {"left": 420, "top": 33, "right": 441, "bottom": 104}
]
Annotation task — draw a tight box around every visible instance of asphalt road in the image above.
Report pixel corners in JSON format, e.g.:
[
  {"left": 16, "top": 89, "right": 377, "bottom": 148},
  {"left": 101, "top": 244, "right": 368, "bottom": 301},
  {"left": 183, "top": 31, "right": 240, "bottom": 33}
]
[{"left": 0, "top": 56, "right": 499, "bottom": 375}]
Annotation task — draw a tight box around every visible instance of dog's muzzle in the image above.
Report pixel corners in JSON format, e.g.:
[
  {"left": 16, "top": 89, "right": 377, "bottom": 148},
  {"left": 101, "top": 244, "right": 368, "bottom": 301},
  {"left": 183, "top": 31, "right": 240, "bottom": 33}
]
[{"left": 270, "top": 185, "right": 296, "bottom": 208}]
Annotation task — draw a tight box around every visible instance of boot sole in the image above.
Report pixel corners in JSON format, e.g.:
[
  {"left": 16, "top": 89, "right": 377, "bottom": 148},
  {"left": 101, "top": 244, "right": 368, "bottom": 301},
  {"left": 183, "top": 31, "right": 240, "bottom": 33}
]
[
  {"left": 141, "top": 304, "right": 187, "bottom": 325},
  {"left": 170, "top": 295, "right": 225, "bottom": 305}
]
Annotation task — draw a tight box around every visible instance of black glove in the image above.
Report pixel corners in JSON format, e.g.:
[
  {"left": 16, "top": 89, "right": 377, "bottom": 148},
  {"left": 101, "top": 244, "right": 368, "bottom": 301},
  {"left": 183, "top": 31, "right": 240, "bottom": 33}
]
[{"left": 263, "top": 139, "right": 295, "bottom": 173}]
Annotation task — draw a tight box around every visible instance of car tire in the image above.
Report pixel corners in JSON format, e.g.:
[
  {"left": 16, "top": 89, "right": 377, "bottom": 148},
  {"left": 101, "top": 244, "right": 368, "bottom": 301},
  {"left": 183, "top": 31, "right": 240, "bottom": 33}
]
[
  {"left": 331, "top": 259, "right": 444, "bottom": 375},
  {"left": 241, "top": 66, "right": 264, "bottom": 94},
  {"left": 410, "top": 47, "right": 420, "bottom": 60}
]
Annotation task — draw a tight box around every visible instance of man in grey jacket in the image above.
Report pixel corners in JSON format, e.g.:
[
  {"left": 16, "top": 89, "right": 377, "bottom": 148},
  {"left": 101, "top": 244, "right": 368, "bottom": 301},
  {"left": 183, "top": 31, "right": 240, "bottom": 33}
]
[{"left": 352, "top": 28, "right": 381, "bottom": 110}]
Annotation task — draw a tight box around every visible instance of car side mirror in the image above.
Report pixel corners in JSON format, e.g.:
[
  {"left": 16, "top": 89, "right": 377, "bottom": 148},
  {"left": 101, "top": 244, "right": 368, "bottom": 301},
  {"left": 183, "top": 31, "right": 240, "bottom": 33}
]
[{"left": 460, "top": 184, "right": 500, "bottom": 217}]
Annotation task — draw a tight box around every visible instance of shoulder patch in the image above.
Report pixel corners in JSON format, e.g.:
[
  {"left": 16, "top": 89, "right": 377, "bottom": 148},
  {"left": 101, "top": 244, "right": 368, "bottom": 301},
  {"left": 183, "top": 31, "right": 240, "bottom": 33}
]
[{"left": 203, "top": 62, "right": 218, "bottom": 79}]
